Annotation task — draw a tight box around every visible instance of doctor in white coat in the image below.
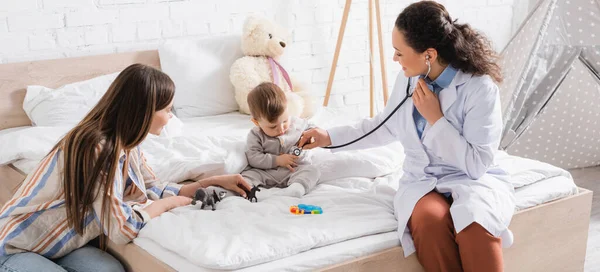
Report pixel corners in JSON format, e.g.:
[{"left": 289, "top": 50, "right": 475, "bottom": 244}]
[{"left": 299, "top": 2, "right": 515, "bottom": 271}]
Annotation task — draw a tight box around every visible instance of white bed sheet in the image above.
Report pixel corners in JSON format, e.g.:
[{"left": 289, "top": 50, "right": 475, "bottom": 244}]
[
  {"left": 5, "top": 109, "right": 579, "bottom": 271},
  {"left": 131, "top": 174, "right": 578, "bottom": 272},
  {"left": 10, "top": 158, "right": 578, "bottom": 214},
  {"left": 8, "top": 155, "right": 578, "bottom": 271},
  {"left": 5, "top": 112, "right": 253, "bottom": 175},
  {"left": 514, "top": 175, "right": 578, "bottom": 210},
  {"left": 5, "top": 108, "right": 366, "bottom": 174}
]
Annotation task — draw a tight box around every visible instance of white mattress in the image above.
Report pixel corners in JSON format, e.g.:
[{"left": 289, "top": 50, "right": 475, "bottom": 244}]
[
  {"left": 5, "top": 110, "right": 579, "bottom": 271},
  {"left": 513, "top": 175, "right": 578, "bottom": 211},
  {"left": 11, "top": 159, "right": 37, "bottom": 175},
  {"left": 134, "top": 231, "right": 401, "bottom": 272}
]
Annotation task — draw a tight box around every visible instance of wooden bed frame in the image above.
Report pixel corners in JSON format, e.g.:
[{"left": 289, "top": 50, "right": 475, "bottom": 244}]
[{"left": 0, "top": 51, "right": 593, "bottom": 272}]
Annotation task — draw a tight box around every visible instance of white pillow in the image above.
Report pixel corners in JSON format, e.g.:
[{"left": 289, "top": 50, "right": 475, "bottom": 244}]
[
  {"left": 0, "top": 126, "right": 69, "bottom": 165},
  {"left": 161, "top": 115, "right": 184, "bottom": 137},
  {"left": 158, "top": 35, "right": 242, "bottom": 118},
  {"left": 23, "top": 72, "right": 120, "bottom": 127},
  {"left": 22, "top": 72, "right": 183, "bottom": 136}
]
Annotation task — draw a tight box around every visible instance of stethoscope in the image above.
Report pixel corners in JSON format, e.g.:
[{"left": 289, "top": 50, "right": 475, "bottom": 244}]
[{"left": 323, "top": 55, "right": 432, "bottom": 149}]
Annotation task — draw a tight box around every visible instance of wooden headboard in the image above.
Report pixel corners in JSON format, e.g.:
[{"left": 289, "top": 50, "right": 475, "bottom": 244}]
[{"left": 0, "top": 50, "right": 161, "bottom": 130}]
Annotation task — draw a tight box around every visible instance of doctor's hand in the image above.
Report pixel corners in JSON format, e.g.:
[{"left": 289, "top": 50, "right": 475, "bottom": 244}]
[
  {"left": 413, "top": 78, "right": 444, "bottom": 125},
  {"left": 298, "top": 128, "right": 331, "bottom": 150}
]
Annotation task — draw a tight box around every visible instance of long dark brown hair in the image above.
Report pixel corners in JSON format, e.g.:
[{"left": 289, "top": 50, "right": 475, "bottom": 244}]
[
  {"left": 395, "top": 1, "right": 503, "bottom": 83},
  {"left": 52, "top": 63, "right": 174, "bottom": 247}
]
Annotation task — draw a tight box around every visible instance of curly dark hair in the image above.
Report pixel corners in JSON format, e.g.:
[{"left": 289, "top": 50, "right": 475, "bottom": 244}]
[{"left": 395, "top": 1, "right": 503, "bottom": 83}]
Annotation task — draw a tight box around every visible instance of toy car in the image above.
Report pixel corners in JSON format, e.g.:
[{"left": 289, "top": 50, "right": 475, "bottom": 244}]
[{"left": 290, "top": 204, "right": 323, "bottom": 214}]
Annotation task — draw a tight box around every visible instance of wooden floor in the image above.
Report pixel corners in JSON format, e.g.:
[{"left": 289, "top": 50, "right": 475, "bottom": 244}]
[{"left": 569, "top": 167, "right": 600, "bottom": 272}]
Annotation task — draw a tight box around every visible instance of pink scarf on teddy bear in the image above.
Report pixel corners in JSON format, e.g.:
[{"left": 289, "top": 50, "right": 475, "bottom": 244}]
[{"left": 268, "top": 57, "right": 293, "bottom": 91}]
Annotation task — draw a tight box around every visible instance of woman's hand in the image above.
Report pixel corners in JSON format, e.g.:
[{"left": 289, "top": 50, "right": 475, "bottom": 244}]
[
  {"left": 297, "top": 128, "right": 332, "bottom": 150},
  {"left": 413, "top": 78, "right": 444, "bottom": 125},
  {"left": 180, "top": 174, "right": 252, "bottom": 198},
  {"left": 143, "top": 196, "right": 192, "bottom": 218},
  {"left": 210, "top": 174, "right": 252, "bottom": 198}
]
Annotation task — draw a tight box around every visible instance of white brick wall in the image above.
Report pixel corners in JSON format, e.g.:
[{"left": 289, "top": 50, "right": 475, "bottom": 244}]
[
  {"left": 84, "top": 26, "right": 109, "bottom": 45},
  {"left": 0, "top": 0, "right": 518, "bottom": 116},
  {"left": 66, "top": 9, "right": 118, "bottom": 27},
  {"left": 8, "top": 13, "right": 64, "bottom": 31},
  {"left": 0, "top": 0, "right": 37, "bottom": 12},
  {"left": 0, "top": 17, "right": 8, "bottom": 33},
  {"left": 43, "top": 0, "right": 94, "bottom": 10},
  {"left": 29, "top": 32, "right": 56, "bottom": 50}
]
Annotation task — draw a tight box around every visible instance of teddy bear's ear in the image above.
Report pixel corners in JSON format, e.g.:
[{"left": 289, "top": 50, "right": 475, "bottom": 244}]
[{"left": 243, "top": 15, "right": 262, "bottom": 37}]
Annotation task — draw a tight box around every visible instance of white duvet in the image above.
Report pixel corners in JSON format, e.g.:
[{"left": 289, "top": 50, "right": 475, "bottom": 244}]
[
  {"left": 141, "top": 133, "right": 405, "bottom": 184},
  {"left": 138, "top": 174, "right": 400, "bottom": 270}
]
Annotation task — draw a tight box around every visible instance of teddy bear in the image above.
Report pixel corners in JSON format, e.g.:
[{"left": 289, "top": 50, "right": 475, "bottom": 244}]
[{"left": 230, "top": 16, "right": 316, "bottom": 118}]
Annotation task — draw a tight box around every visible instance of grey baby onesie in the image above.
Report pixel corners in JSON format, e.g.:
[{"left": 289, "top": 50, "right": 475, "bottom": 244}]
[{"left": 241, "top": 116, "right": 320, "bottom": 194}]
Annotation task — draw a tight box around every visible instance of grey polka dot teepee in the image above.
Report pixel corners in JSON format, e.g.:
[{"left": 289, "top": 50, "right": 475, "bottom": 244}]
[{"left": 499, "top": 0, "right": 600, "bottom": 169}]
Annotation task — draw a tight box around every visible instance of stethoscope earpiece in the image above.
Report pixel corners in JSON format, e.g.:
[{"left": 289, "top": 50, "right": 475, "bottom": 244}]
[{"left": 425, "top": 55, "right": 431, "bottom": 78}]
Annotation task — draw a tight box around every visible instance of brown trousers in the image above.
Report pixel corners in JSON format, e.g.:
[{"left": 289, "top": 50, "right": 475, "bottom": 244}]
[{"left": 408, "top": 191, "right": 503, "bottom": 272}]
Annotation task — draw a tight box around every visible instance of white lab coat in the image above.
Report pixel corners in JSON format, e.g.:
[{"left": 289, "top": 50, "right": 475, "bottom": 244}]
[{"left": 327, "top": 70, "right": 516, "bottom": 257}]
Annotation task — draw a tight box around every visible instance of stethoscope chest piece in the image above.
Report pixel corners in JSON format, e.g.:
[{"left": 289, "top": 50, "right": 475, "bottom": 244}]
[{"left": 290, "top": 146, "right": 302, "bottom": 156}]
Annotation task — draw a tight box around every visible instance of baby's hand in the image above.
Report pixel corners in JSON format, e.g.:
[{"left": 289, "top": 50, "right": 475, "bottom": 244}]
[{"left": 276, "top": 154, "right": 299, "bottom": 172}]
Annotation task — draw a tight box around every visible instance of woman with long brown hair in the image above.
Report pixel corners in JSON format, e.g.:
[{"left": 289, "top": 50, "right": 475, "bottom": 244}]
[
  {"left": 0, "top": 64, "right": 251, "bottom": 271},
  {"left": 300, "top": 1, "right": 515, "bottom": 271}
]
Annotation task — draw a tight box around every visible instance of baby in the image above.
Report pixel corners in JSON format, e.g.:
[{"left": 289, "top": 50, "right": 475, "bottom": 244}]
[{"left": 242, "top": 82, "right": 320, "bottom": 199}]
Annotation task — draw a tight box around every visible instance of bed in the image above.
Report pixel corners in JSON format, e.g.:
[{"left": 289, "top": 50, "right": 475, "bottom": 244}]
[{"left": 0, "top": 50, "right": 593, "bottom": 272}]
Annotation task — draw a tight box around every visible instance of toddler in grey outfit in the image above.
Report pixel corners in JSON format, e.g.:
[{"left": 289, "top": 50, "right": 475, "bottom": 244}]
[{"left": 242, "top": 82, "right": 320, "bottom": 199}]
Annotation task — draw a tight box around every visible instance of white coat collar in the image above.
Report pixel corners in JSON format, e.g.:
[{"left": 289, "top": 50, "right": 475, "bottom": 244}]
[{"left": 439, "top": 69, "right": 471, "bottom": 114}]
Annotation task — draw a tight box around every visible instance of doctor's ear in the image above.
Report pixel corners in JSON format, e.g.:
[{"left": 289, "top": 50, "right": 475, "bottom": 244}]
[{"left": 424, "top": 49, "right": 438, "bottom": 63}]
